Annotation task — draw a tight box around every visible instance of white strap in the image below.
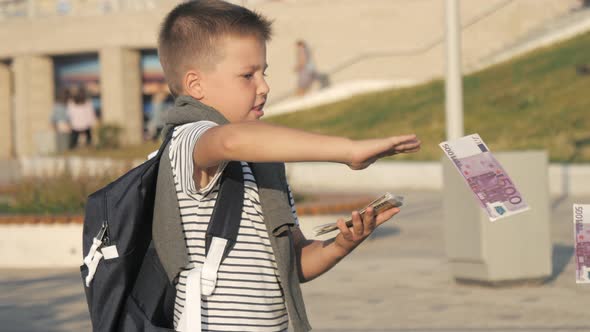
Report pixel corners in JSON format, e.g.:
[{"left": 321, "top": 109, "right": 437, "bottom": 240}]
[
  {"left": 177, "top": 237, "right": 229, "bottom": 331},
  {"left": 83, "top": 237, "right": 103, "bottom": 266},
  {"left": 177, "top": 267, "right": 202, "bottom": 332},
  {"left": 85, "top": 251, "right": 103, "bottom": 287},
  {"left": 83, "top": 237, "right": 104, "bottom": 287},
  {"left": 201, "top": 237, "right": 227, "bottom": 296}
]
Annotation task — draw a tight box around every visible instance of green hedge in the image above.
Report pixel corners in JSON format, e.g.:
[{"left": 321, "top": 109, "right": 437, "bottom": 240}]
[{"left": 0, "top": 175, "right": 114, "bottom": 214}]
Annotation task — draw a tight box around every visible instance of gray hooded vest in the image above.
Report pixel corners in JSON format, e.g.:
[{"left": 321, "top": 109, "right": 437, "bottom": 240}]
[{"left": 151, "top": 95, "right": 312, "bottom": 332}]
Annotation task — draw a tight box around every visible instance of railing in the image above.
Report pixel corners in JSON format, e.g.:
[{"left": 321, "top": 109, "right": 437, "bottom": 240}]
[
  {"left": 0, "top": 0, "right": 280, "bottom": 20},
  {"left": 0, "top": 0, "right": 171, "bottom": 19}
]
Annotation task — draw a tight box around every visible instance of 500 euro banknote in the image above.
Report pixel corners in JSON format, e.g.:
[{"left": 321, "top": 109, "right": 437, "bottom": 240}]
[
  {"left": 439, "top": 134, "right": 529, "bottom": 222},
  {"left": 313, "top": 192, "right": 404, "bottom": 236},
  {"left": 574, "top": 204, "right": 590, "bottom": 284}
]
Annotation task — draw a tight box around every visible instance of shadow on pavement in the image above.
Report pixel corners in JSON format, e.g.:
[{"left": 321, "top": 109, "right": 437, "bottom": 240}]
[
  {"left": 368, "top": 225, "right": 401, "bottom": 240},
  {"left": 0, "top": 271, "right": 77, "bottom": 289},
  {"left": 544, "top": 243, "right": 574, "bottom": 284}
]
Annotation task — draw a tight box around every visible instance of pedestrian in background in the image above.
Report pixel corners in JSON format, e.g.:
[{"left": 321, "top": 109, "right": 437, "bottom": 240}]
[
  {"left": 67, "top": 85, "right": 97, "bottom": 149},
  {"left": 294, "top": 39, "right": 330, "bottom": 96},
  {"left": 295, "top": 39, "right": 318, "bottom": 95},
  {"left": 51, "top": 87, "right": 72, "bottom": 153}
]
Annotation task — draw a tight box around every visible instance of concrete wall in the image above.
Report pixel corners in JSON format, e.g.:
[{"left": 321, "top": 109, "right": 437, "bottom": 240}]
[
  {"left": 0, "top": 224, "right": 82, "bottom": 268},
  {"left": 0, "top": 213, "right": 331, "bottom": 268},
  {"left": 7, "top": 155, "right": 590, "bottom": 196},
  {"left": 285, "top": 159, "right": 590, "bottom": 196}
]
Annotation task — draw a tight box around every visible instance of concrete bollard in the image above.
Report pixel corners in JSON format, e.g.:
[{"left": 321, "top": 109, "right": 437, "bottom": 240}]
[{"left": 442, "top": 150, "right": 552, "bottom": 285}]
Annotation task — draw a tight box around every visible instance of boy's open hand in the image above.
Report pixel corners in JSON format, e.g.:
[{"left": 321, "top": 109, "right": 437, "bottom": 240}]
[
  {"left": 334, "top": 206, "right": 400, "bottom": 254},
  {"left": 347, "top": 135, "right": 420, "bottom": 170}
]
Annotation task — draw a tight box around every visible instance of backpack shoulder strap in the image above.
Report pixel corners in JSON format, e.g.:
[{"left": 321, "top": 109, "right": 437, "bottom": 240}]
[
  {"left": 155, "top": 127, "right": 176, "bottom": 160},
  {"left": 201, "top": 161, "right": 244, "bottom": 295},
  {"left": 205, "top": 161, "right": 244, "bottom": 254}
]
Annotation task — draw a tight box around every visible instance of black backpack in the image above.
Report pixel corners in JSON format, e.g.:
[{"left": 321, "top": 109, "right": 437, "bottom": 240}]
[{"left": 80, "top": 129, "right": 244, "bottom": 331}]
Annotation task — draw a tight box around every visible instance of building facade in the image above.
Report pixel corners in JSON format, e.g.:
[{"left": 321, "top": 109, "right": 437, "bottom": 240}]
[{"left": 0, "top": 0, "right": 579, "bottom": 157}]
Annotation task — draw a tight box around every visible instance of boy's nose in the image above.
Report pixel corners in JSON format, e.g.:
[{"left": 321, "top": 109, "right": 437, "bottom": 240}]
[{"left": 257, "top": 77, "right": 270, "bottom": 96}]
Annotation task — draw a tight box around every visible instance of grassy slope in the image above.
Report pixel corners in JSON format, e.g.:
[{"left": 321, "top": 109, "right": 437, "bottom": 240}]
[{"left": 267, "top": 31, "right": 590, "bottom": 162}]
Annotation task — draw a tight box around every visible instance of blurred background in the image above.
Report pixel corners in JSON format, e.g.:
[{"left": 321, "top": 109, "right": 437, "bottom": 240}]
[{"left": 1, "top": 0, "right": 590, "bottom": 331}]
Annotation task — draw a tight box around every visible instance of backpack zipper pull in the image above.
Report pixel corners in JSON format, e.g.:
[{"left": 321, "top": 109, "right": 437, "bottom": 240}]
[
  {"left": 84, "top": 222, "right": 109, "bottom": 267},
  {"left": 96, "top": 221, "right": 110, "bottom": 246},
  {"left": 82, "top": 221, "right": 110, "bottom": 287}
]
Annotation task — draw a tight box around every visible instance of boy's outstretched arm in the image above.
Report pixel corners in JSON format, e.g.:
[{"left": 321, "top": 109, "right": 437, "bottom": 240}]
[
  {"left": 193, "top": 121, "right": 420, "bottom": 169},
  {"left": 293, "top": 206, "right": 400, "bottom": 283}
]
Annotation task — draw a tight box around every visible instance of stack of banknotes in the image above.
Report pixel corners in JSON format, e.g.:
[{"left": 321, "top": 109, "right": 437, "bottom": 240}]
[{"left": 313, "top": 192, "right": 404, "bottom": 236}]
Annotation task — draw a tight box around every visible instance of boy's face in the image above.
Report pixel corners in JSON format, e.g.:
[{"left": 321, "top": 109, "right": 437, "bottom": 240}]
[{"left": 196, "top": 35, "right": 269, "bottom": 123}]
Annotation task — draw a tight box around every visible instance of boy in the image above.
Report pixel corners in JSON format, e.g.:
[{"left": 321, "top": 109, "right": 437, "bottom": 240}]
[{"left": 156, "top": 1, "right": 421, "bottom": 331}]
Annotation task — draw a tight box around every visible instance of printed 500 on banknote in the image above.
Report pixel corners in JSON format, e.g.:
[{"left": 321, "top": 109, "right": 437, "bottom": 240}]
[
  {"left": 574, "top": 204, "right": 590, "bottom": 284},
  {"left": 440, "top": 134, "right": 529, "bottom": 222}
]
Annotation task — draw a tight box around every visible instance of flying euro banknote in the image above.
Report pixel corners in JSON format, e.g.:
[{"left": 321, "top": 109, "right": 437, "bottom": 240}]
[
  {"left": 440, "top": 134, "right": 529, "bottom": 222},
  {"left": 574, "top": 204, "right": 590, "bottom": 284}
]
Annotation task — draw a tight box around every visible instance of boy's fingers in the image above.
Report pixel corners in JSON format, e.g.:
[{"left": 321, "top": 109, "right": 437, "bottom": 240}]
[
  {"left": 393, "top": 140, "right": 421, "bottom": 152},
  {"left": 394, "top": 137, "right": 419, "bottom": 145},
  {"left": 396, "top": 146, "right": 421, "bottom": 155},
  {"left": 376, "top": 207, "right": 400, "bottom": 226},
  {"left": 351, "top": 211, "right": 363, "bottom": 236},
  {"left": 377, "top": 139, "right": 421, "bottom": 157},
  {"left": 390, "top": 135, "right": 417, "bottom": 145},
  {"left": 405, "top": 147, "right": 421, "bottom": 153},
  {"left": 337, "top": 219, "right": 351, "bottom": 238},
  {"left": 363, "top": 207, "right": 376, "bottom": 234}
]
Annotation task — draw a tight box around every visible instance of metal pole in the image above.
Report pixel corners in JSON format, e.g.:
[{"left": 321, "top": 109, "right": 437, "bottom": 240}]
[
  {"left": 445, "top": 0, "right": 464, "bottom": 140},
  {"left": 27, "top": 0, "right": 36, "bottom": 18}
]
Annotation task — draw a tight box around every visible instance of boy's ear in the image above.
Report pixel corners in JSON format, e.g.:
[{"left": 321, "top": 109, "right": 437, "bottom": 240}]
[{"left": 184, "top": 70, "right": 205, "bottom": 100}]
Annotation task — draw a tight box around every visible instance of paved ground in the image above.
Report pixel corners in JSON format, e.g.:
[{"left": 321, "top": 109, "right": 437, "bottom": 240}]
[{"left": 1, "top": 190, "right": 589, "bottom": 332}]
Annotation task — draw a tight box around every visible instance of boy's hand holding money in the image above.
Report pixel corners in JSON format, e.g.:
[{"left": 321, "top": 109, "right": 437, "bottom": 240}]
[
  {"left": 347, "top": 134, "right": 421, "bottom": 170},
  {"left": 333, "top": 206, "right": 400, "bottom": 254}
]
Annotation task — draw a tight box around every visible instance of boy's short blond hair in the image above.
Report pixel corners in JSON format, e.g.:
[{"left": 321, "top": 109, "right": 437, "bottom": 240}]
[{"left": 158, "top": 0, "right": 272, "bottom": 96}]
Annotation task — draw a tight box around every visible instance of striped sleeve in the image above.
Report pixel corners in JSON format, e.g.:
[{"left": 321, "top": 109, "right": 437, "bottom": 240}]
[{"left": 169, "top": 121, "right": 227, "bottom": 198}]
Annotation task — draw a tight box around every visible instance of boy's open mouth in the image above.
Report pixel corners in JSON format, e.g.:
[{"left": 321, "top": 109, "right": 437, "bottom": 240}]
[
  {"left": 251, "top": 103, "right": 265, "bottom": 117},
  {"left": 252, "top": 102, "right": 265, "bottom": 110}
]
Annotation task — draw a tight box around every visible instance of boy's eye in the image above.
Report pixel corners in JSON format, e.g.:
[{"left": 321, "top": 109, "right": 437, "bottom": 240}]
[{"left": 243, "top": 73, "right": 254, "bottom": 80}]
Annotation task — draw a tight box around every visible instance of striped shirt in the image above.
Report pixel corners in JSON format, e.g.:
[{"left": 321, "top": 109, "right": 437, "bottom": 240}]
[{"left": 170, "top": 121, "right": 297, "bottom": 332}]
